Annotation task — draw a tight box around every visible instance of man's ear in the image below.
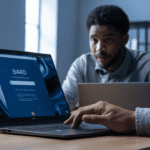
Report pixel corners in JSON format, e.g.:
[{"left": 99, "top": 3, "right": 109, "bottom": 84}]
[{"left": 122, "top": 34, "right": 129, "bottom": 46}]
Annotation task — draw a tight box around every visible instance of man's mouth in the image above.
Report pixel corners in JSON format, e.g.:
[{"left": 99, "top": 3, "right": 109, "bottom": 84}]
[
  {"left": 96, "top": 56, "right": 108, "bottom": 59},
  {"left": 95, "top": 52, "right": 109, "bottom": 59}
]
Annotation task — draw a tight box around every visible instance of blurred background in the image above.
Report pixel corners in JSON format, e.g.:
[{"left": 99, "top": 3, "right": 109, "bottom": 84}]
[{"left": 0, "top": 0, "right": 150, "bottom": 84}]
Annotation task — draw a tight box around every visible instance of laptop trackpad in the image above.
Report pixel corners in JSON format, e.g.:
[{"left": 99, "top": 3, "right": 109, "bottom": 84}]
[{"left": 42, "top": 122, "right": 110, "bottom": 136}]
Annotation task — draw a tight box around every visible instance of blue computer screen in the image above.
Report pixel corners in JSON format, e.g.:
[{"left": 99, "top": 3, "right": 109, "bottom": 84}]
[{"left": 0, "top": 54, "right": 70, "bottom": 118}]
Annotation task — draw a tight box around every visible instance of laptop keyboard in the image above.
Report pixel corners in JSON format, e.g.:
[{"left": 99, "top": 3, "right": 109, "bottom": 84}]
[{"left": 6, "top": 123, "right": 74, "bottom": 131}]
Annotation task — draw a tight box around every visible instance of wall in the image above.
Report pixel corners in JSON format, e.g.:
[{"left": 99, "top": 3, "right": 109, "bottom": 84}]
[
  {"left": 57, "top": 0, "right": 79, "bottom": 84},
  {"left": 0, "top": 0, "right": 25, "bottom": 51},
  {"left": 77, "top": 0, "right": 150, "bottom": 56},
  {"left": 57, "top": 0, "right": 150, "bottom": 84}
]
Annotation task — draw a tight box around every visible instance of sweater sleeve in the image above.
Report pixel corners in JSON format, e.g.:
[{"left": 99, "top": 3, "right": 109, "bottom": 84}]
[{"left": 135, "top": 107, "right": 150, "bottom": 136}]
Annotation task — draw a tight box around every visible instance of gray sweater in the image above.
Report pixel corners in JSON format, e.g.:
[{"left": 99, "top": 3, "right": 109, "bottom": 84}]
[{"left": 62, "top": 48, "right": 150, "bottom": 136}]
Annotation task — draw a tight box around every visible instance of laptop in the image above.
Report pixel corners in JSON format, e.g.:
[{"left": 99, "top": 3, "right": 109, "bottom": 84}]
[
  {"left": 78, "top": 83, "right": 150, "bottom": 110},
  {"left": 0, "top": 49, "right": 113, "bottom": 139}
]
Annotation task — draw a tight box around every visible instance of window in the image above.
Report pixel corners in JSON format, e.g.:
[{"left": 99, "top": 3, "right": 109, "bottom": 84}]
[
  {"left": 25, "top": 0, "right": 40, "bottom": 53},
  {"left": 25, "top": 0, "right": 57, "bottom": 66},
  {"left": 126, "top": 21, "right": 150, "bottom": 52}
]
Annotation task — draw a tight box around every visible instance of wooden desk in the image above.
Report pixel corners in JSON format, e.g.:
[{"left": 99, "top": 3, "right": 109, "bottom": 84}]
[{"left": 0, "top": 134, "right": 149, "bottom": 150}]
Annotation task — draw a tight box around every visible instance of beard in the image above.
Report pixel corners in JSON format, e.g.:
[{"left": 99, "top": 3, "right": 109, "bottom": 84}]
[{"left": 95, "top": 46, "right": 124, "bottom": 70}]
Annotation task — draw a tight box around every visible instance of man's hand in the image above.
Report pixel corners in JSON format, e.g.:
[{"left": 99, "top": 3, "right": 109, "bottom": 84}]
[{"left": 64, "top": 101, "right": 136, "bottom": 133}]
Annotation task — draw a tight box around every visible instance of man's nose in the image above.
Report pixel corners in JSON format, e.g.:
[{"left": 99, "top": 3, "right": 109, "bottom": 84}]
[{"left": 96, "top": 42, "right": 105, "bottom": 52}]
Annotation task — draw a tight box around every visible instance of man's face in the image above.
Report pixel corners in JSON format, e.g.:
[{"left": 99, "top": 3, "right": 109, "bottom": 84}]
[{"left": 89, "top": 25, "right": 126, "bottom": 72}]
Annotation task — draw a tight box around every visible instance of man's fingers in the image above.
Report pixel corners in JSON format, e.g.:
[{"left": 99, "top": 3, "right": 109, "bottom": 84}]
[
  {"left": 71, "top": 118, "right": 82, "bottom": 129},
  {"left": 82, "top": 114, "right": 107, "bottom": 125},
  {"left": 64, "top": 102, "right": 102, "bottom": 128},
  {"left": 64, "top": 110, "right": 78, "bottom": 125},
  {"left": 71, "top": 119, "right": 82, "bottom": 129},
  {"left": 71, "top": 110, "right": 83, "bottom": 128},
  {"left": 71, "top": 105, "right": 96, "bottom": 128},
  {"left": 63, "top": 115, "right": 74, "bottom": 125}
]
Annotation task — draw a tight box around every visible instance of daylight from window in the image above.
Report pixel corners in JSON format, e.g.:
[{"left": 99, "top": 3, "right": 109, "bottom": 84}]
[{"left": 25, "top": 0, "right": 57, "bottom": 66}]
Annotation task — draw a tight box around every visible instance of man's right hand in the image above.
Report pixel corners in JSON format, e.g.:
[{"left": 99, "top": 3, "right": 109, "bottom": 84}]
[{"left": 64, "top": 101, "right": 136, "bottom": 133}]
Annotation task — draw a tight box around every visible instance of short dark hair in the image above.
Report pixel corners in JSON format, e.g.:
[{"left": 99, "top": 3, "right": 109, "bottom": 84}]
[{"left": 86, "top": 5, "right": 130, "bottom": 35}]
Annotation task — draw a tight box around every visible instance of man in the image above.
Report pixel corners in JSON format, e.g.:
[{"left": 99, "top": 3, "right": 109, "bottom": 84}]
[{"left": 62, "top": 5, "right": 150, "bottom": 136}]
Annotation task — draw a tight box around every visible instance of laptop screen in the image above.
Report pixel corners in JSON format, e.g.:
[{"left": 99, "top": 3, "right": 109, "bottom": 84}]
[{"left": 0, "top": 49, "right": 70, "bottom": 119}]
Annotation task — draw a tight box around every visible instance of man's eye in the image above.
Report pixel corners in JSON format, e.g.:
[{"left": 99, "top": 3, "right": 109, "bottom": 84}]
[
  {"left": 91, "top": 39, "right": 98, "bottom": 43},
  {"left": 105, "top": 38, "right": 112, "bottom": 42}
]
